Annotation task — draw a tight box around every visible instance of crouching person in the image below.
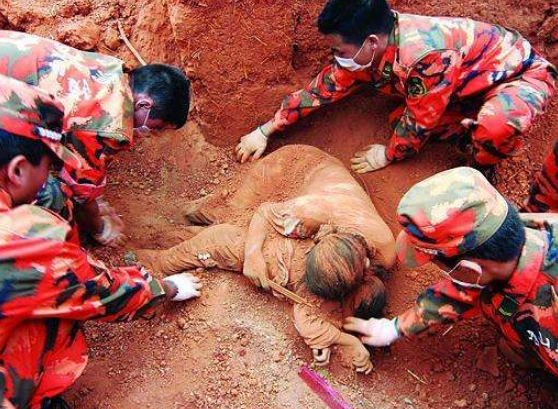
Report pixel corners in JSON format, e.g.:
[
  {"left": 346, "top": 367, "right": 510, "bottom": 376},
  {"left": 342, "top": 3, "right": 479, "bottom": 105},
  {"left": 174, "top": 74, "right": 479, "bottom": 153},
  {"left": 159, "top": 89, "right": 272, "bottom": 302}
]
[
  {"left": 0, "top": 76, "right": 202, "bottom": 409},
  {"left": 345, "top": 167, "right": 558, "bottom": 376},
  {"left": 138, "top": 145, "right": 396, "bottom": 373}
]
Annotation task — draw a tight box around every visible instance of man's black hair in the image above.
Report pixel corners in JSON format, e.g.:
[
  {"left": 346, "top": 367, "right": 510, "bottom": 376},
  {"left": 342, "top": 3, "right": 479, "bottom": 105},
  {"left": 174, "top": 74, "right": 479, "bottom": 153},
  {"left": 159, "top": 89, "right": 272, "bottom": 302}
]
[
  {"left": 0, "top": 129, "right": 48, "bottom": 168},
  {"left": 438, "top": 203, "right": 526, "bottom": 266},
  {"left": 129, "top": 64, "right": 191, "bottom": 129},
  {"left": 318, "top": 0, "right": 395, "bottom": 46}
]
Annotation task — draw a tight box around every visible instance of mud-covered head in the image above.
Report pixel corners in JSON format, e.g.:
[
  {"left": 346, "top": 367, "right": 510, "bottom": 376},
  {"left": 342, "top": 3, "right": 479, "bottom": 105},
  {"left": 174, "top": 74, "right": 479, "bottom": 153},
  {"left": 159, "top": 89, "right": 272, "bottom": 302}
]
[
  {"left": 305, "top": 231, "right": 370, "bottom": 300},
  {"left": 348, "top": 274, "right": 387, "bottom": 319},
  {"left": 318, "top": 0, "right": 395, "bottom": 71},
  {"left": 130, "top": 64, "right": 191, "bottom": 132}
]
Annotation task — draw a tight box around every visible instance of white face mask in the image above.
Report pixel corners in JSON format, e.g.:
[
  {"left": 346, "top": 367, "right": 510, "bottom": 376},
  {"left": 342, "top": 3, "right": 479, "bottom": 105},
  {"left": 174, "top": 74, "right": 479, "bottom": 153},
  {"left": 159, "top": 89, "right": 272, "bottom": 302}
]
[
  {"left": 334, "top": 42, "right": 376, "bottom": 72},
  {"left": 442, "top": 260, "right": 486, "bottom": 290}
]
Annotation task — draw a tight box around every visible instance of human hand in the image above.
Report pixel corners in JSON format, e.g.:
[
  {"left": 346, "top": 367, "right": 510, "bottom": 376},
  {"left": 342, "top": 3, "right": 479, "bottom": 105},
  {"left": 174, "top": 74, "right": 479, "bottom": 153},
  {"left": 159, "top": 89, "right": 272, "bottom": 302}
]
[
  {"left": 243, "top": 249, "right": 269, "bottom": 290},
  {"left": 343, "top": 317, "right": 401, "bottom": 347},
  {"left": 351, "top": 144, "right": 390, "bottom": 173},
  {"left": 312, "top": 348, "right": 331, "bottom": 367},
  {"left": 338, "top": 333, "right": 373, "bottom": 374},
  {"left": 235, "top": 127, "right": 268, "bottom": 163},
  {"left": 162, "top": 273, "right": 203, "bottom": 301},
  {"left": 92, "top": 198, "right": 125, "bottom": 247}
]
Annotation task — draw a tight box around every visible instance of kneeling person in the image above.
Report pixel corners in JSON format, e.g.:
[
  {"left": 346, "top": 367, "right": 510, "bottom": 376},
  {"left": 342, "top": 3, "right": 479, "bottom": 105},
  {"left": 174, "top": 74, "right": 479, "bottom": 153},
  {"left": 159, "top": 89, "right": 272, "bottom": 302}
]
[
  {"left": 346, "top": 167, "right": 558, "bottom": 377},
  {"left": 0, "top": 76, "right": 200, "bottom": 409},
  {"left": 139, "top": 146, "right": 396, "bottom": 373}
]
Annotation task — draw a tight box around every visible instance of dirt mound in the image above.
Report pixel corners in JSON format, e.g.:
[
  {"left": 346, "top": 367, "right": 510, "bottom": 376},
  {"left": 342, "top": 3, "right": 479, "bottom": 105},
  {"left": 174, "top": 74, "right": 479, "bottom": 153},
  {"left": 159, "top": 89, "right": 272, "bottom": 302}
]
[{"left": 1, "top": 0, "right": 557, "bottom": 408}]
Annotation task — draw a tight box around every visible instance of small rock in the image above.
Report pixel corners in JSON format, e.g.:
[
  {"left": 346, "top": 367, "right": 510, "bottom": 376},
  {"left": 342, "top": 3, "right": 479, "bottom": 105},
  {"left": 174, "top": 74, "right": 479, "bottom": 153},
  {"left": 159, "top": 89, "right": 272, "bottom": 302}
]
[
  {"left": 240, "top": 338, "right": 249, "bottom": 347},
  {"left": 56, "top": 19, "right": 100, "bottom": 51},
  {"left": 272, "top": 350, "right": 283, "bottom": 362},
  {"left": 468, "top": 384, "right": 477, "bottom": 392},
  {"left": 475, "top": 346, "right": 500, "bottom": 377},
  {"left": 177, "top": 317, "right": 187, "bottom": 329},
  {"left": 481, "top": 392, "right": 490, "bottom": 402},
  {"left": 404, "top": 398, "right": 413, "bottom": 405},
  {"left": 104, "top": 27, "right": 120, "bottom": 50},
  {"left": 200, "top": 189, "right": 208, "bottom": 197},
  {"left": 230, "top": 389, "right": 239, "bottom": 397},
  {"left": 454, "top": 399, "right": 468, "bottom": 408}
]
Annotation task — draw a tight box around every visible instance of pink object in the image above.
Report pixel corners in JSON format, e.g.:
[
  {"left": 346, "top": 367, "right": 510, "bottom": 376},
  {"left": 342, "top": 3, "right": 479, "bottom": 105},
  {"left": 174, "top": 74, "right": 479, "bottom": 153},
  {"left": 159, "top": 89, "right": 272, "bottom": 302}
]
[{"left": 298, "top": 365, "right": 354, "bottom": 409}]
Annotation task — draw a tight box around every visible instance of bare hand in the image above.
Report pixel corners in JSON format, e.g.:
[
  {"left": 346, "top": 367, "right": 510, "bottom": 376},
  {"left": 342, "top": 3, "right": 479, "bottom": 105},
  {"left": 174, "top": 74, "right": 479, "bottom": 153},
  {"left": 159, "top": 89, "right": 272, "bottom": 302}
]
[{"left": 243, "top": 249, "right": 269, "bottom": 290}]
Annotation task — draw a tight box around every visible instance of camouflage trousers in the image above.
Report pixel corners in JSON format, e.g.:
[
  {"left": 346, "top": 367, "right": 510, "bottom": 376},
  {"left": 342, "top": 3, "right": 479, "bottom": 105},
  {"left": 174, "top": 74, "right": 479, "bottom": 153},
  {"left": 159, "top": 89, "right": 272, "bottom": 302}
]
[
  {"left": 0, "top": 320, "right": 88, "bottom": 409},
  {"left": 388, "top": 58, "right": 557, "bottom": 166}
]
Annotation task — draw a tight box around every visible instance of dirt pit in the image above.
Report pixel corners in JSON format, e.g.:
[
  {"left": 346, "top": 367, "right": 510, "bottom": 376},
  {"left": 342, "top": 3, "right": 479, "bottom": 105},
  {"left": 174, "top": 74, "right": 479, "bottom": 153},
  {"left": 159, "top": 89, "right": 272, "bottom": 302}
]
[{"left": 1, "top": 0, "right": 558, "bottom": 407}]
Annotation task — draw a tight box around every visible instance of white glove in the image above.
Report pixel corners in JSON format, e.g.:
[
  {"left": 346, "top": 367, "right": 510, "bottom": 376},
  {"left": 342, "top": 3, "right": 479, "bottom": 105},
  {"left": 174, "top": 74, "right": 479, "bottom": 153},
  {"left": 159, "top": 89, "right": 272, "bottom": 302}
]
[
  {"left": 93, "top": 198, "right": 125, "bottom": 247},
  {"left": 235, "top": 127, "right": 268, "bottom": 163},
  {"left": 163, "top": 273, "right": 203, "bottom": 301},
  {"left": 343, "top": 317, "right": 401, "bottom": 347},
  {"left": 351, "top": 144, "right": 391, "bottom": 173}
]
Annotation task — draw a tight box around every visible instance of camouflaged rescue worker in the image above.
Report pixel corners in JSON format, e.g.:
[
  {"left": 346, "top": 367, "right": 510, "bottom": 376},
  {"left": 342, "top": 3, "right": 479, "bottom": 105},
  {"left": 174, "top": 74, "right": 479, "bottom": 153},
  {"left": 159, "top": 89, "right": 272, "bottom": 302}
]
[
  {"left": 0, "top": 76, "right": 201, "bottom": 409},
  {"left": 524, "top": 139, "right": 558, "bottom": 213},
  {"left": 137, "top": 145, "right": 396, "bottom": 373},
  {"left": 236, "top": 0, "right": 557, "bottom": 178},
  {"left": 0, "top": 30, "right": 191, "bottom": 246},
  {"left": 344, "top": 166, "right": 558, "bottom": 377}
]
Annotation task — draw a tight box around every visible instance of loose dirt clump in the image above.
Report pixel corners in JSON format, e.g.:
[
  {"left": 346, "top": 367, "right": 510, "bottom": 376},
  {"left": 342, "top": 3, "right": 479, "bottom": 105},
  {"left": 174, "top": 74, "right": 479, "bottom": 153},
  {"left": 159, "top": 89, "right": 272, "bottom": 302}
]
[{"left": 1, "top": 0, "right": 557, "bottom": 408}]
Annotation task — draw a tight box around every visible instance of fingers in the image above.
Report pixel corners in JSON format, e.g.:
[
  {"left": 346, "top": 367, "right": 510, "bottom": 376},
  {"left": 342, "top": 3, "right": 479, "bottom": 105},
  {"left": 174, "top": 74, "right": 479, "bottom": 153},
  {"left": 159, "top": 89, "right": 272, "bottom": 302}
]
[
  {"left": 240, "top": 149, "right": 251, "bottom": 164},
  {"left": 352, "top": 164, "right": 372, "bottom": 174},
  {"left": 350, "top": 156, "right": 366, "bottom": 164},
  {"left": 251, "top": 147, "right": 265, "bottom": 161},
  {"left": 355, "top": 362, "right": 373, "bottom": 375},
  {"left": 360, "top": 336, "right": 376, "bottom": 346},
  {"left": 343, "top": 317, "right": 371, "bottom": 336},
  {"left": 260, "top": 276, "right": 270, "bottom": 291},
  {"left": 312, "top": 348, "right": 331, "bottom": 366}
]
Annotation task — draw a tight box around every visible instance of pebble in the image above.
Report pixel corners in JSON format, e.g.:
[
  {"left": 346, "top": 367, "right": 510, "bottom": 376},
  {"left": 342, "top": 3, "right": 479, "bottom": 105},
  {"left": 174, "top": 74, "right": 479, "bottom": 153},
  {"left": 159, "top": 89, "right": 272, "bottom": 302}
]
[
  {"left": 468, "top": 384, "right": 477, "bottom": 392},
  {"left": 404, "top": 398, "right": 413, "bottom": 405},
  {"left": 453, "top": 399, "right": 468, "bottom": 408},
  {"left": 177, "top": 317, "right": 187, "bottom": 329},
  {"left": 273, "top": 350, "right": 283, "bottom": 362},
  {"left": 200, "top": 188, "right": 208, "bottom": 197},
  {"left": 230, "top": 388, "right": 239, "bottom": 397}
]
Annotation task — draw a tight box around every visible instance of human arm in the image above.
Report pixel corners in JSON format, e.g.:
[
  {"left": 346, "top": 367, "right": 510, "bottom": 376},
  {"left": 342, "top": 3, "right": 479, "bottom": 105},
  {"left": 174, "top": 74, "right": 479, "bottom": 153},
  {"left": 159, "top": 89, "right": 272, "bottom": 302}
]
[
  {"left": 293, "top": 303, "right": 372, "bottom": 374},
  {"left": 236, "top": 63, "right": 370, "bottom": 162},
  {"left": 5, "top": 239, "right": 200, "bottom": 322},
  {"left": 384, "top": 50, "right": 462, "bottom": 162},
  {"left": 344, "top": 278, "right": 482, "bottom": 344},
  {"left": 243, "top": 211, "right": 272, "bottom": 290}
]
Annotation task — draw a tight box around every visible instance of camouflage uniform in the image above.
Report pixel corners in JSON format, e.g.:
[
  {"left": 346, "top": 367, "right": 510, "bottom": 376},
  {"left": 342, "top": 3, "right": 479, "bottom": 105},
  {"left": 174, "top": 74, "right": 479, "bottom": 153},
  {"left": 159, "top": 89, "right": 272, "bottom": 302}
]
[
  {"left": 0, "top": 76, "right": 165, "bottom": 409},
  {"left": 0, "top": 30, "right": 134, "bottom": 205},
  {"left": 524, "top": 141, "right": 558, "bottom": 212},
  {"left": 395, "top": 167, "right": 558, "bottom": 377},
  {"left": 270, "top": 13, "right": 557, "bottom": 166}
]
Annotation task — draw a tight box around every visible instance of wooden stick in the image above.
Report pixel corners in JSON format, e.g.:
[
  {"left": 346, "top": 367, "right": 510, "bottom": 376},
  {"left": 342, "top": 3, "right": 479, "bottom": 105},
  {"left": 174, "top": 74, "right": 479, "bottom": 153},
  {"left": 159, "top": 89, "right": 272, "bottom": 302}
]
[
  {"left": 267, "top": 280, "right": 311, "bottom": 306},
  {"left": 117, "top": 20, "right": 147, "bottom": 66},
  {"left": 406, "top": 369, "right": 427, "bottom": 385}
]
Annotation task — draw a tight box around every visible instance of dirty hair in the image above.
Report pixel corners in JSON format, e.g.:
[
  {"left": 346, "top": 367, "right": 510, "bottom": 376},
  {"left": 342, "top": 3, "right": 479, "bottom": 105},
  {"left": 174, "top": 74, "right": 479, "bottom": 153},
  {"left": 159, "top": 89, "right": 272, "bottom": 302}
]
[
  {"left": 350, "top": 275, "right": 387, "bottom": 319},
  {"left": 305, "top": 232, "right": 370, "bottom": 300},
  {"left": 318, "top": 0, "right": 395, "bottom": 46},
  {"left": 130, "top": 64, "right": 191, "bottom": 129}
]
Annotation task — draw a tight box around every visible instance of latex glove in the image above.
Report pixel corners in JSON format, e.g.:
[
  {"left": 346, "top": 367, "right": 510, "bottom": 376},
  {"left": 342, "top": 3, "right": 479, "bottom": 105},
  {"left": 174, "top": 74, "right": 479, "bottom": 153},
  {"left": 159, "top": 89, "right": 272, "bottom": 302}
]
[
  {"left": 235, "top": 127, "right": 268, "bottom": 163},
  {"left": 163, "top": 273, "right": 203, "bottom": 301},
  {"left": 351, "top": 144, "right": 390, "bottom": 173},
  {"left": 312, "top": 348, "right": 331, "bottom": 367},
  {"left": 243, "top": 249, "right": 269, "bottom": 290},
  {"left": 93, "top": 199, "right": 125, "bottom": 247},
  {"left": 344, "top": 317, "right": 401, "bottom": 347}
]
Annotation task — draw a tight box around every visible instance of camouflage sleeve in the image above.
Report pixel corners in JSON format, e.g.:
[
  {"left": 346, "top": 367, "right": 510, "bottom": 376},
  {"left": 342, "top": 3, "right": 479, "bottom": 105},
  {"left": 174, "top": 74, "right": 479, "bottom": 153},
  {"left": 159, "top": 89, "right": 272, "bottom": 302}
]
[
  {"left": 60, "top": 130, "right": 132, "bottom": 203},
  {"left": 270, "top": 63, "right": 372, "bottom": 132},
  {"left": 6, "top": 241, "right": 166, "bottom": 323},
  {"left": 386, "top": 50, "right": 462, "bottom": 162},
  {"left": 396, "top": 279, "right": 482, "bottom": 336}
]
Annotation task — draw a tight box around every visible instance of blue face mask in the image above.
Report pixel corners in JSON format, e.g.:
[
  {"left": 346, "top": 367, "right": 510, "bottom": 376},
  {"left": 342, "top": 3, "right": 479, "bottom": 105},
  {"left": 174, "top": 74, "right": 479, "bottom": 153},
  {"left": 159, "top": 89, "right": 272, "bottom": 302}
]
[
  {"left": 334, "top": 43, "right": 375, "bottom": 72},
  {"left": 442, "top": 260, "right": 486, "bottom": 290}
]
